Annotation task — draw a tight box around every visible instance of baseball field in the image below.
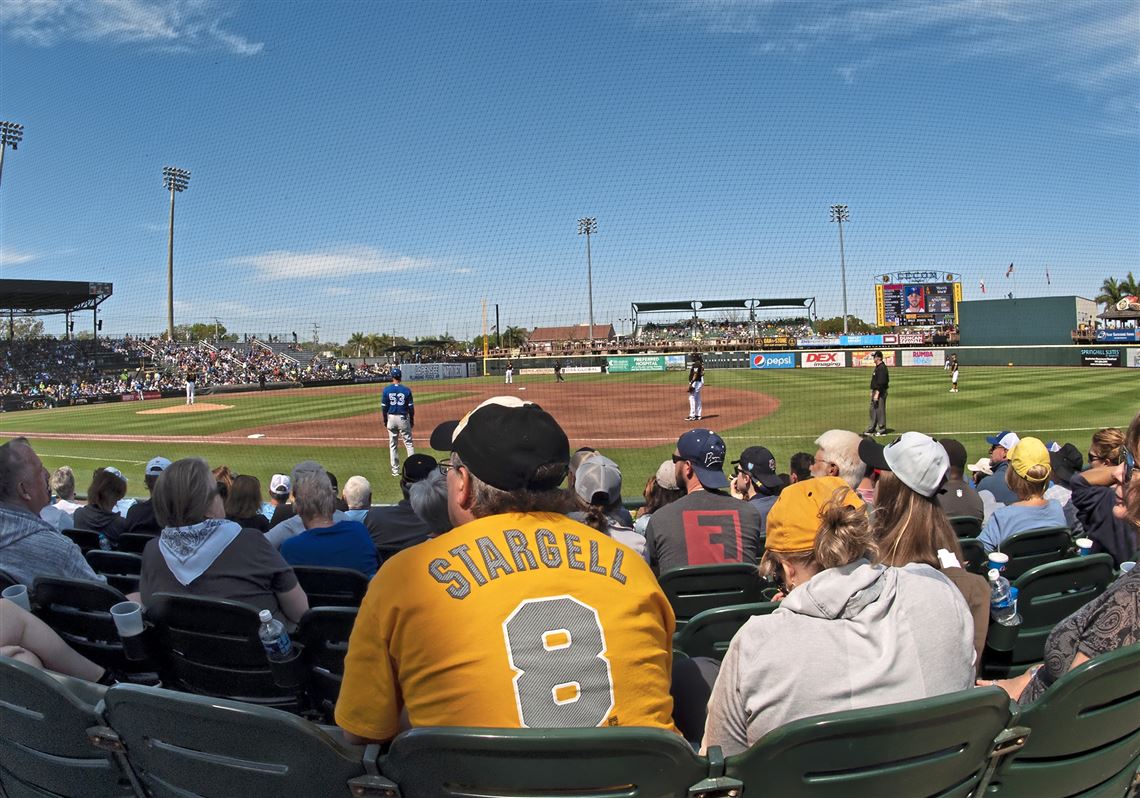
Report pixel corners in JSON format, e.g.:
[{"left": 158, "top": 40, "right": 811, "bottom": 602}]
[{"left": 1, "top": 366, "right": 1136, "bottom": 503}]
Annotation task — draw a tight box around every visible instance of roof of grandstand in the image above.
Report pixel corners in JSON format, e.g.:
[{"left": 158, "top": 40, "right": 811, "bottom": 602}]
[
  {"left": 631, "top": 298, "right": 815, "bottom": 314},
  {"left": 530, "top": 324, "right": 616, "bottom": 342},
  {"left": 0, "top": 279, "right": 114, "bottom": 315}
]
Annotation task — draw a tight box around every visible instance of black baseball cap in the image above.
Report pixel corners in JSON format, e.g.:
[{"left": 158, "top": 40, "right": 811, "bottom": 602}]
[
  {"left": 402, "top": 454, "right": 437, "bottom": 483},
  {"left": 731, "top": 445, "right": 782, "bottom": 490},
  {"left": 430, "top": 397, "right": 570, "bottom": 491},
  {"left": 1049, "top": 443, "right": 1083, "bottom": 487}
]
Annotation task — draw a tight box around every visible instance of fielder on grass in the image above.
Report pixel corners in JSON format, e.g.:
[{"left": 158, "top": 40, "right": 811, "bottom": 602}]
[{"left": 382, "top": 368, "right": 414, "bottom": 477}]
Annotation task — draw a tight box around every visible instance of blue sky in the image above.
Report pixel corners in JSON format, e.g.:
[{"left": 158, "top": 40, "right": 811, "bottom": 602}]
[{"left": 1, "top": 0, "right": 1136, "bottom": 342}]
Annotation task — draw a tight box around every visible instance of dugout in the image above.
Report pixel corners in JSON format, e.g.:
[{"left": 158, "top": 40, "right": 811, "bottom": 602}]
[
  {"left": 957, "top": 296, "right": 1096, "bottom": 347},
  {"left": 630, "top": 298, "right": 816, "bottom": 339},
  {"left": 0, "top": 279, "right": 114, "bottom": 340}
]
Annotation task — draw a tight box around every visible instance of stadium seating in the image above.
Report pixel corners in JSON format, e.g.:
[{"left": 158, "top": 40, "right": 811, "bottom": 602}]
[
  {"left": 981, "top": 554, "right": 1114, "bottom": 679},
  {"left": 115, "top": 532, "right": 157, "bottom": 555},
  {"left": 0, "top": 567, "right": 17, "bottom": 590},
  {"left": 63, "top": 527, "right": 103, "bottom": 554},
  {"left": 959, "top": 537, "right": 987, "bottom": 575},
  {"left": 145, "top": 593, "right": 304, "bottom": 712},
  {"left": 381, "top": 726, "right": 709, "bottom": 798},
  {"left": 98, "top": 683, "right": 387, "bottom": 798},
  {"left": 297, "top": 606, "right": 358, "bottom": 723},
  {"left": 997, "top": 527, "right": 1073, "bottom": 580},
  {"left": 0, "top": 656, "right": 136, "bottom": 798},
  {"left": 722, "top": 687, "right": 1024, "bottom": 798},
  {"left": 292, "top": 565, "right": 370, "bottom": 608},
  {"left": 32, "top": 577, "right": 143, "bottom": 673},
  {"left": 85, "top": 550, "right": 143, "bottom": 595},
  {"left": 658, "top": 563, "right": 770, "bottom": 627},
  {"left": 987, "top": 642, "right": 1140, "bottom": 798},
  {"left": 673, "top": 601, "right": 778, "bottom": 661},
  {"left": 950, "top": 515, "right": 983, "bottom": 538}
]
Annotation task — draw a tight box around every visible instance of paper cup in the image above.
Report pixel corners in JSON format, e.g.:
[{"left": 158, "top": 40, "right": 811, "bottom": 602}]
[
  {"left": 1075, "top": 538, "right": 1093, "bottom": 555},
  {"left": 987, "top": 552, "right": 1009, "bottom": 571},
  {"left": 110, "top": 601, "right": 145, "bottom": 638},
  {"left": 2, "top": 584, "right": 31, "bottom": 612},
  {"left": 1120, "top": 561, "right": 1136, "bottom": 573}
]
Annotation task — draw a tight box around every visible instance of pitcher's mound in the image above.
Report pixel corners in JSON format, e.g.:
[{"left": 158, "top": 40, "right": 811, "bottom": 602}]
[{"left": 137, "top": 402, "right": 233, "bottom": 415}]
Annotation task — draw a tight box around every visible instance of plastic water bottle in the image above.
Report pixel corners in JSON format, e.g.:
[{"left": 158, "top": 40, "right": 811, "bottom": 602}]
[
  {"left": 257, "top": 609, "right": 294, "bottom": 661},
  {"left": 987, "top": 569, "right": 1021, "bottom": 626}
]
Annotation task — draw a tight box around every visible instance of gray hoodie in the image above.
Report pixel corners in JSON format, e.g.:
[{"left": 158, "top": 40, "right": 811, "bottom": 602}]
[{"left": 702, "top": 560, "right": 974, "bottom": 755}]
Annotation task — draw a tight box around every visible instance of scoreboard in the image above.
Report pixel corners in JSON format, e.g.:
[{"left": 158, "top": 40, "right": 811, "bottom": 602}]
[{"left": 875, "top": 273, "right": 962, "bottom": 327}]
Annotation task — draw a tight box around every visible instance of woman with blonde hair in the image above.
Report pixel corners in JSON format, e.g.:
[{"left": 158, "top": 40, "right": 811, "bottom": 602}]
[
  {"left": 978, "top": 437, "right": 1068, "bottom": 552},
  {"left": 1068, "top": 426, "right": 1136, "bottom": 566},
  {"left": 139, "top": 458, "right": 308, "bottom": 625},
  {"left": 702, "top": 476, "right": 974, "bottom": 755},
  {"left": 859, "top": 432, "right": 990, "bottom": 669}
]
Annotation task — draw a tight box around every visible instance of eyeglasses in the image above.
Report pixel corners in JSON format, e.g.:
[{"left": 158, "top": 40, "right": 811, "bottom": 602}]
[
  {"left": 438, "top": 460, "right": 465, "bottom": 477},
  {"left": 671, "top": 455, "right": 687, "bottom": 464},
  {"left": 1123, "top": 447, "right": 1137, "bottom": 486}
]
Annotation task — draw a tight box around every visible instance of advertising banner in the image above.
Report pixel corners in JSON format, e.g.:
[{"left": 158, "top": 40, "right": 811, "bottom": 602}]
[
  {"left": 801, "top": 351, "right": 846, "bottom": 368},
  {"left": 563, "top": 366, "right": 603, "bottom": 374},
  {"left": 702, "top": 352, "right": 750, "bottom": 369},
  {"left": 400, "top": 362, "right": 476, "bottom": 380},
  {"left": 851, "top": 350, "right": 897, "bottom": 367},
  {"left": 901, "top": 349, "right": 946, "bottom": 367},
  {"left": 1127, "top": 348, "right": 1140, "bottom": 368},
  {"left": 1080, "top": 348, "right": 1122, "bottom": 367},
  {"left": 838, "top": 334, "right": 885, "bottom": 347},
  {"left": 749, "top": 352, "right": 795, "bottom": 369},
  {"left": 608, "top": 355, "right": 665, "bottom": 373},
  {"left": 664, "top": 355, "right": 689, "bottom": 371},
  {"left": 1096, "top": 329, "right": 1139, "bottom": 343},
  {"left": 897, "top": 332, "right": 926, "bottom": 345},
  {"left": 797, "top": 337, "right": 842, "bottom": 348}
]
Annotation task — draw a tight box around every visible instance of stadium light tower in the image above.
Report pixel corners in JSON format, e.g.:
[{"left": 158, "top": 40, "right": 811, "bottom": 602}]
[
  {"left": 163, "top": 166, "right": 191, "bottom": 339},
  {"left": 578, "top": 217, "right": 598, "bottom": 347},
  {"left": 829, "top": 204, "right": 850, "bottom": 335},
  {"left": 0, "top": 121, "right": 25, "bottom": 188}
]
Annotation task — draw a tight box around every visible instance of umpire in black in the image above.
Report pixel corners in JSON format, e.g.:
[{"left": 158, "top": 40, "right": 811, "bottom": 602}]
[{"left": 865, "top": 351, "right": 889, "bottom": 436}]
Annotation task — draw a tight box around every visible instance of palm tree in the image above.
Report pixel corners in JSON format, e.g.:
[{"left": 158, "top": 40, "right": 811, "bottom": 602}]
[
  {"left": 1121, "top": 271, "right": 1139, "bottom": 298},
  {"left": 1096, "top": 277, "right": 1123, "bottom": 307},
  {"left": 502, "top": 325, "right": 529, "bottom": 348},
  {"left": 346, "top": 332, "right": 367, "bottom": 358}
]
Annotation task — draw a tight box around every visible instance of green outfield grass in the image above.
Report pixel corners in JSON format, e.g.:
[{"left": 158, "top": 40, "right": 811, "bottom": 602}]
[{"left": 2, "top": 367, "right": 1136, "bottom": 504}]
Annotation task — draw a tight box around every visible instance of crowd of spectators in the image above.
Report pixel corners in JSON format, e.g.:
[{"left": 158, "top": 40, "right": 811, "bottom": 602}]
[
  {"left": 0, "top": 338, "right": 158, "bottom": 401},
  {"left": 2, "top": 401, "right": 1136, "bottom": 754},
  {"left": 634, "top": 317, "right": 814, "bottom": 345}
]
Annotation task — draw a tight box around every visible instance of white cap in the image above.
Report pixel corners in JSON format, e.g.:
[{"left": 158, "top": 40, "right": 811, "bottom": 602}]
[
  {"left": 966, "top": 458, "right": 993, "bottom": 476},
  {"left": 269, "top": 474, "right": 291, "bottom": 495},
  {"left": 258, "top": 609, "right": 273, "bottom": 623},
  {"left": 859, "top": 432, "right": 949, "bottom": 498},
  {"left": 575, "top": 456, "right": 622, "bottom": 506},
  {"left": 145, "top": 457, "right": 171, "bottom": 476}
]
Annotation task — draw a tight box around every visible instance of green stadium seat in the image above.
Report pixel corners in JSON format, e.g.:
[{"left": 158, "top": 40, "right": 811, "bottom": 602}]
[
  {"left": 722, "top": 687, "right": 1024, "bottom": 798},
  {"left": 85, "top": 550, "right": 143, "bottom": 595},
  {"left": 950, "top": 515, "right": 983, "bottom": 538},
  {"left": 98, "top": 682, "right": 385, "bottom": 798},
  {"left": 292, "top": 565, "right": 370, "bottom": 608},
  {"left": 981, "top": 554, "right": 1114, "bottom": 679},
  {"left": 673, "top": 601, "right": 778, "bottom": 661},
  {"left": 62, "top": 527, "right": 103, "bottom": 554},
  {"left": 658, "top": 563, "right": 769, "bottom": 627},
  {"left": 986, "top": 643, "right": 1140, "bottom": 798},
  {"left": 0, "top": 656, "right": 136, "bottom": 798},
  {"left": 997, "top": 527, "right": 1073, "bottom": 580},
  {"left": 959, "top": 537, "right": 987, "bottom": 575},
  {"left": 381, "top": 726, "right": 709, "bottom": 798},
  {"left": 145, "top": 592, "right": 303, "bottom": 711},
  {"left": 114, "top": 532, "right": 157, "bottom": 555},
  {"left": 297, "top": 605, "right": 357, "bottom": 723},
  {"left": 32, "top": 576, "right": 146, "bottom": 673}
]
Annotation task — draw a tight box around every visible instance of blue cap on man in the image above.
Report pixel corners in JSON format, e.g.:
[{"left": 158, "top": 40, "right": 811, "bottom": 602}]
[
  {"left": 390, "top": 368, "right": 402, "bottom": 380},
  {"left": 677, "top": 428, "right": 729, "bottom": 490}
]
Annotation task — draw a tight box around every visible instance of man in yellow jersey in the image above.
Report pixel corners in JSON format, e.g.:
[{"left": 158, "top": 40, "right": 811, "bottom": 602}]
[{"left": 336, "top": 396, "right": 676, "bottom": 742}]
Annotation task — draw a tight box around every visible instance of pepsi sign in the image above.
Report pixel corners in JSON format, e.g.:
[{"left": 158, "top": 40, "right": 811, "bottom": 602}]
[{"left": 750, "top": 352, "right": 795, "bottom": 369}]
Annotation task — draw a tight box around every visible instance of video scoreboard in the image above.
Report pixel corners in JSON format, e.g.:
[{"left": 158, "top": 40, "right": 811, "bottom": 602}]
[{"left": 875, "top": 272, "right": 962, "bottom": 327}]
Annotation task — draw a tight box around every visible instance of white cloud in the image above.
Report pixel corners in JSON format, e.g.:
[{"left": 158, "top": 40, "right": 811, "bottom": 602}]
[
  {"left": 0, "top": 249, "right": 37, "bottom": 266},
  {"left": 229, "top": 245, "right": 438, "bottom": 281},
  {"left": 0, "top": 0, "right": 263, "bottom": 56}
]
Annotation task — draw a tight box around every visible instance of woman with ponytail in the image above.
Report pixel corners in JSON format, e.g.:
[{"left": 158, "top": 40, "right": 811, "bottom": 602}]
[{"left": 702, "top": 475, "right": 974, "bottom": 755}]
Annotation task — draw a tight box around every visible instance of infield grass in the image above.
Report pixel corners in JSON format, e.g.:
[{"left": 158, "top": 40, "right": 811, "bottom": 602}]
[{"left": 3, "top": 366, "right": 1136, "bottom": 504}]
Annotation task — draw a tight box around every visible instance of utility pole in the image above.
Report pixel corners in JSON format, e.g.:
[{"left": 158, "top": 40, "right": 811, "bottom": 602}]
[
  {"left": 577, "top": 217, "right": 598, "bottom": 347},
  {"left": 829, "top": 204, "right": 850, "bottom": 335},
  {"left": 163, "top": 166, "right": 191, "bottom": 339}
]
